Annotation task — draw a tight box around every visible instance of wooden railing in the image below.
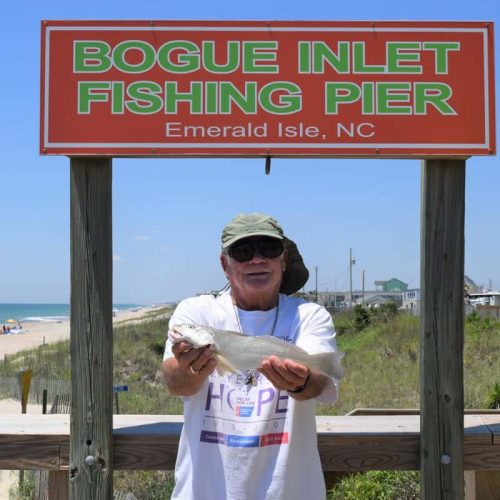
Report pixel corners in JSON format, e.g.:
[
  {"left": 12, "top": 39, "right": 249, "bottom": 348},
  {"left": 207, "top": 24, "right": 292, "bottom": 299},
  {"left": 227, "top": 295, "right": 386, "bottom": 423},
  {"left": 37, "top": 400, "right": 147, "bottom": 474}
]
[{"left": 1, "top": 412, "right": 499, "bottom": 499}]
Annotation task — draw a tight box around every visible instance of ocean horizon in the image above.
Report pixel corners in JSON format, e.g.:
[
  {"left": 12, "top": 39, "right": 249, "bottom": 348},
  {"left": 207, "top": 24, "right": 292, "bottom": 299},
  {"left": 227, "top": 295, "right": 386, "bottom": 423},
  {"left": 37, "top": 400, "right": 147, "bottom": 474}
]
[{"left": 0, "top": 303, "right": 144, "bottom": 325}]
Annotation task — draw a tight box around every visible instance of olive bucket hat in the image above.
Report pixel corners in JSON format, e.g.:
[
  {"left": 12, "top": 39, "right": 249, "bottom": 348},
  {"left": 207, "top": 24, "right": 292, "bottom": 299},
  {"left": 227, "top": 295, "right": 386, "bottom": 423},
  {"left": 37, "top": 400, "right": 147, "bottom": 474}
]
[{"left": 221, "top": 213, "right": 309, "bottom": 295}]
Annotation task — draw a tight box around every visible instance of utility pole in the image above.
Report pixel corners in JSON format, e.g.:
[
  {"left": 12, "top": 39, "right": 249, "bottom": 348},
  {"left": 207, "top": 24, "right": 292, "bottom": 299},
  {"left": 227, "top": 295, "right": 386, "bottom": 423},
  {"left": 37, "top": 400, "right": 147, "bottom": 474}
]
[
  {"left": 315, "top": 266, "right": 318, "bottom": 303},
  {"left": 362, "top": 270, "right": 365, "bottom": 304},
  {"left": 349, "top": 248, "right": 355, "bottom": 308}
]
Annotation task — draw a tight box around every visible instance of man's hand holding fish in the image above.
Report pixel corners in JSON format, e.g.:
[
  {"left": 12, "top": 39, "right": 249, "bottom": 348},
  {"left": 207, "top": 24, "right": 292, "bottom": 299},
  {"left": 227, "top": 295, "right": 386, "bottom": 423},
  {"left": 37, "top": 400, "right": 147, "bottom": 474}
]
[{"left": 167, "top": 340, "right": 217, "bottom": 396}]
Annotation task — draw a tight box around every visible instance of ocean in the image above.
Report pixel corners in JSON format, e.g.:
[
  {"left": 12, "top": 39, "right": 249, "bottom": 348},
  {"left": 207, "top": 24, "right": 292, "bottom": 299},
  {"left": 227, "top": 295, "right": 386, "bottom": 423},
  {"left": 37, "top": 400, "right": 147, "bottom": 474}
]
[{"left": 0, "top": 303, "right": 143, "bottom": 325}]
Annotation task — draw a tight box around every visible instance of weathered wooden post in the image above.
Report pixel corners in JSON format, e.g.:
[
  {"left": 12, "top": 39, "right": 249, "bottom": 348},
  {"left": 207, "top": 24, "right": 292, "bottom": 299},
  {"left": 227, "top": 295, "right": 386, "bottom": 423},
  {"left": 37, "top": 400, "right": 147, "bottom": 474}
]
[
  {"left": 420, "top": 159, "right": 466, "bottom": 499},
  {"left": 70, "top": 157, "right": 113, "bottom": 498}
]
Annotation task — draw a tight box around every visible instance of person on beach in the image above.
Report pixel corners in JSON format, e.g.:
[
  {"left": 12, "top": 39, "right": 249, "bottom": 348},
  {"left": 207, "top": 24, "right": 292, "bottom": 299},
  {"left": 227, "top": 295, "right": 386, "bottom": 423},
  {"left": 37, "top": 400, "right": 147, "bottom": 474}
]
[{"left": 163, "top": 212, "right": 340, "bottom": 500}]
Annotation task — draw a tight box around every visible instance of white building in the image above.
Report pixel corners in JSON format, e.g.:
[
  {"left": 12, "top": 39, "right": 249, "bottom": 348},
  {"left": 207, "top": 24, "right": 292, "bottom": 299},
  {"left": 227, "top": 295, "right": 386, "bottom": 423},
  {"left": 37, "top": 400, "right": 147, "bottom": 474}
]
[
  {"left": 402, "top": 289, "right": 421, "bottom": 315},
  {"left": 468, "top": 292, "right": 500, "bottom": 307}
]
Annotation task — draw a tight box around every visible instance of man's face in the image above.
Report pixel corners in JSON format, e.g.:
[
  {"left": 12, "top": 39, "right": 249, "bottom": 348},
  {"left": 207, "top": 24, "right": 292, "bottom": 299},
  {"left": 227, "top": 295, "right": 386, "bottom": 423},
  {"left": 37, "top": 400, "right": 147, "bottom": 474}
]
[{"left": 221, "top": 237, "right": 286, "bottom": 308}]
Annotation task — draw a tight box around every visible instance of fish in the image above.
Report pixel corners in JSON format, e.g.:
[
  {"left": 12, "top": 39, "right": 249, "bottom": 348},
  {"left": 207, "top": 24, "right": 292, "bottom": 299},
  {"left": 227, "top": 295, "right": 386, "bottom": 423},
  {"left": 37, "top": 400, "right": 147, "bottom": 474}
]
[{"left": 169, "top": 323, "right": 344, "bottom": 379}]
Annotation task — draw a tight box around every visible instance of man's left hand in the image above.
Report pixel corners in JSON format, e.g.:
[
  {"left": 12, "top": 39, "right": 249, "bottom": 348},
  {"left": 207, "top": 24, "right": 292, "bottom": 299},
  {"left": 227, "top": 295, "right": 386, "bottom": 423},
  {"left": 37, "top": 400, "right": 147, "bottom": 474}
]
[{"left": 258, "top": 356, "right": 310, "bottom": 392}]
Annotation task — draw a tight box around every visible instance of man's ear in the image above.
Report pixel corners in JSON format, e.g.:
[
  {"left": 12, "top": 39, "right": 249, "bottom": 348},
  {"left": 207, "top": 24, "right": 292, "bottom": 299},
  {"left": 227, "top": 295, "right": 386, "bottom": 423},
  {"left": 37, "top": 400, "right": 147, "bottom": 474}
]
[{"left": 220, "top": 253, "right": 230, "bottom": 277}]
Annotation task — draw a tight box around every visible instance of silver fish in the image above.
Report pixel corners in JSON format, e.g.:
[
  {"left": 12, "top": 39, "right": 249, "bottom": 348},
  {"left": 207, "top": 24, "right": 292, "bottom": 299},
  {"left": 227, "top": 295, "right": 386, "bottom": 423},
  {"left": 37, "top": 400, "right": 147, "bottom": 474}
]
[{"left": 169, "top": 323, "right": 344, "bottom": 379}]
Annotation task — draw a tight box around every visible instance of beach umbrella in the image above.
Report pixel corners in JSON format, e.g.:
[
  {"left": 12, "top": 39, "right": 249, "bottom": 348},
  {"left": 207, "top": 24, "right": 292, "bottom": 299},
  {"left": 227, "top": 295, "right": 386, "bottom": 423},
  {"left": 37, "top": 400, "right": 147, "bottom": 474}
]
[{"left": 6, "top": 319, "right": 17, "bottom": 324}]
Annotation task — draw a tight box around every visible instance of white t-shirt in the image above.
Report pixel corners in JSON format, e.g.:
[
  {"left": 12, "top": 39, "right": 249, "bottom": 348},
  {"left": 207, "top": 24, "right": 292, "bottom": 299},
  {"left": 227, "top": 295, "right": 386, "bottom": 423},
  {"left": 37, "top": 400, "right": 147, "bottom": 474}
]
[{"left": 164, "top": 292, "right": 339, "bottom": 500}]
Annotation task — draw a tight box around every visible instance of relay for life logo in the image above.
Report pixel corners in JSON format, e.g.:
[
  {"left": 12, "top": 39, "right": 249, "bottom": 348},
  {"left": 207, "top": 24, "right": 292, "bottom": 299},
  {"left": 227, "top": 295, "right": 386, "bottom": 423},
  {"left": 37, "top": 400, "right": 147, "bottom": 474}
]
[{"left": 40, "top": 20, "right": 496, "bottom": 157}]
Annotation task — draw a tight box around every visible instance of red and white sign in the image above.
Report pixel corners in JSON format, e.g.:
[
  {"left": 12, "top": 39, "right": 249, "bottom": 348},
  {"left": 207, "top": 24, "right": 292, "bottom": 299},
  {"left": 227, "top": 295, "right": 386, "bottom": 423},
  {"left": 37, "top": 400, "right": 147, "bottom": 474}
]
[{"left": 40, "top": 20, "right": 496, "bottom": 157}]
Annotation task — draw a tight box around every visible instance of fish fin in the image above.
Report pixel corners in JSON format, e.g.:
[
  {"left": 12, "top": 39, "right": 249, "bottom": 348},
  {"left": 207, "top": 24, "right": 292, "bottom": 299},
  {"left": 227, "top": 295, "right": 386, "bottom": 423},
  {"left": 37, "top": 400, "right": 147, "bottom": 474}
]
[
  {"left": 213, "top": 353, "right": 239, "bottom": 375},
  {"left": 310, "top": 351, "right": 346, "bottom": 380}
]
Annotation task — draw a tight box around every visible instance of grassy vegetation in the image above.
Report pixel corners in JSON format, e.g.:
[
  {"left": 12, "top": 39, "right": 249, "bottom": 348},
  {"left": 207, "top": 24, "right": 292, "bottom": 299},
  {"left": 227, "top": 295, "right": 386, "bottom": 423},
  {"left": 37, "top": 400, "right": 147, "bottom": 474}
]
[
  {"left": 319, "top": 308, "right": 421, "bottom": 415},
  {"left": 2, "top": 305, "right": 499, "bottom": 499},
  {"left": 328, "top": 471, "right": 420, "bottom": 499}
]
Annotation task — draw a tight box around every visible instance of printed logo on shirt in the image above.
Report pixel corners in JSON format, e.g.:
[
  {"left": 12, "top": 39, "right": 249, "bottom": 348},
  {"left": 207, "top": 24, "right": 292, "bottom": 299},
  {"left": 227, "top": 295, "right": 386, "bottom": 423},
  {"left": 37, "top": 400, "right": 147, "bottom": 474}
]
[
  {"left": 199, "top": 373, "right": 290, "bottom": 448},
  {"left": 261, "top": 432, "right": 289, "bottom": 446},
  {"left": 200, "top": 430, "right": 289, "bottom": 448},
  {"left": 235, "top": 404, "right": 254, "bottom": 417}
]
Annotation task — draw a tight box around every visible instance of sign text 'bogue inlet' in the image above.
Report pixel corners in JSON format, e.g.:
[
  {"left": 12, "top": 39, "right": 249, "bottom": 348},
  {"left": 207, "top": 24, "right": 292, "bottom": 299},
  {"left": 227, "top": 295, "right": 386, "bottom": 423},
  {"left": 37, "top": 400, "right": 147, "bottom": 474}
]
[{"left": 40, "top": 20, "right": 496, "bottom": 157}]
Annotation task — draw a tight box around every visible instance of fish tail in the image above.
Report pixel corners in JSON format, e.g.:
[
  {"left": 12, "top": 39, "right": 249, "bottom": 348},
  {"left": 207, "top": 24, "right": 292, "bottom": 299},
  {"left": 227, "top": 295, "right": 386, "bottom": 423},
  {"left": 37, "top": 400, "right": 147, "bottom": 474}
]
[{"left": 311, "top": 351, "right": 345, "bottom": 379}]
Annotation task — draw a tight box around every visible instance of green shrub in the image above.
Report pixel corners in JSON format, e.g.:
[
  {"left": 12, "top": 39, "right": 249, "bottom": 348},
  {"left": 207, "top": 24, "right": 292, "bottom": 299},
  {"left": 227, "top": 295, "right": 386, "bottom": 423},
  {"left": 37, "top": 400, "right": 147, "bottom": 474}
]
[
  {"left": 485, "top": 382, "right": 500, "bottom": 409},
  {"left": 353, "top": 304, "right": 371, "bottom": 331},
  {"left": 9, "top": 473, "right": 34, "bottom": 500},
  {"left": 328, "top": 471, "right": 419, "bottom": 500},
  {"left": 114, "top": 470, "right": 175, "bottom": 499},
  {"left": 465, "top": 310, "right": 480, "bottom": 323}
]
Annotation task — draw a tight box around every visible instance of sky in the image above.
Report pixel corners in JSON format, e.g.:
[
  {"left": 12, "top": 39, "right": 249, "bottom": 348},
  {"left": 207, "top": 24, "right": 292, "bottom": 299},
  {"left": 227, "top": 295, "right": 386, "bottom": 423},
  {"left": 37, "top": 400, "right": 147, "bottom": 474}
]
[{"left": 0, "top": 0, "right": 498, "bottom": 304}]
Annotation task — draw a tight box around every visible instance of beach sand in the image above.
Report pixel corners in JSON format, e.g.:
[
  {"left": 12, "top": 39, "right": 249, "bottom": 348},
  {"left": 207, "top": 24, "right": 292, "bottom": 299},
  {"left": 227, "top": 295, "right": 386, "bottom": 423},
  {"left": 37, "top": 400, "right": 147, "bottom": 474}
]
[
  {"left": 0, "top": 305, "right": 169, "bottom": 361},
  {"left": 0, "top": 305, "right": 170, "bottom": 498}
]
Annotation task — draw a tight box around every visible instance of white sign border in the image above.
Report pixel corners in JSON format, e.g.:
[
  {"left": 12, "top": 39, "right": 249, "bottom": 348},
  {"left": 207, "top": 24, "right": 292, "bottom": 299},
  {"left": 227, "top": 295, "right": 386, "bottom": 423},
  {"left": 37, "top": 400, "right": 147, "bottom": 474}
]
[{"left": 42, "top": 24, "right": 492, "bottom": 152}]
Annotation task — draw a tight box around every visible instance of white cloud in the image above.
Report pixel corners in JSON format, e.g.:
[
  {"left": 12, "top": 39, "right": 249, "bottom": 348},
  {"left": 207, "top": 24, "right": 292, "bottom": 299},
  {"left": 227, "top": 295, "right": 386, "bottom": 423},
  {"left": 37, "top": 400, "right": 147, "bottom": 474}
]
[{"left": 135, "top": 235, "right": 151, "bottom": 241}]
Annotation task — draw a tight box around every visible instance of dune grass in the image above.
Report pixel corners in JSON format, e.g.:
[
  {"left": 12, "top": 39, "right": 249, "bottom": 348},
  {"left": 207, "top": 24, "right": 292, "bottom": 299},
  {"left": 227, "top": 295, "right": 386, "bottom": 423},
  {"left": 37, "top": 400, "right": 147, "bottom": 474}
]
[
  {"left": 318, "top": 313, "right": 421, "bottom": 415},
  {"left": 2, "top": 307, "right": 499, "bottom": 414}
]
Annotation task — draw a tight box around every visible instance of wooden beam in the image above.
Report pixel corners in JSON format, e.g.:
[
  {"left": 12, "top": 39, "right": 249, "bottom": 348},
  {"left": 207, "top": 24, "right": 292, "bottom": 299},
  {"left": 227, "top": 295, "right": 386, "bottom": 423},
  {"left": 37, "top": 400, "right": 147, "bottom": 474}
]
[
  {"left": 70, "top": 158, "right": 113, "bottom": 499},
  {"left": 420, "top": 159, "right": 466, "bottom": 499},
  {"left": 2, "top": 414, "right": 499, "bottom": 472}
]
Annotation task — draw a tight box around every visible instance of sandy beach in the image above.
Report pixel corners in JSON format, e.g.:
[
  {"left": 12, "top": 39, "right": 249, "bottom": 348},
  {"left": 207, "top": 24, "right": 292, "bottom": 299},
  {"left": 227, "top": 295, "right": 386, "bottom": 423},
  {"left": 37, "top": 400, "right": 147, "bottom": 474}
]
[{"left": 0, "top": 305, "right": 169, "bottom": 361}]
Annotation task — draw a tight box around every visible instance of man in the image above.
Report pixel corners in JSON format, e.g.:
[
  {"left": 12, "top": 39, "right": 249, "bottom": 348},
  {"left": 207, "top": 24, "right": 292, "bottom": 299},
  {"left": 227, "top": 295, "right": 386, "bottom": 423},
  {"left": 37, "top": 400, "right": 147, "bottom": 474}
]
[{"left": 163, "top": 212, "right": 340, "bottom": 499}]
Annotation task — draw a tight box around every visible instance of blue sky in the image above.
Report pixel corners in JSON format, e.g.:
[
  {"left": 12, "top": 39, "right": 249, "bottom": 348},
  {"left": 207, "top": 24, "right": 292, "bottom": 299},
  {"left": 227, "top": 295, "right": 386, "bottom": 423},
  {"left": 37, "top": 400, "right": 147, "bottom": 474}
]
[{"left": 0, "top": 0, "right": 498, "bottom": 304}]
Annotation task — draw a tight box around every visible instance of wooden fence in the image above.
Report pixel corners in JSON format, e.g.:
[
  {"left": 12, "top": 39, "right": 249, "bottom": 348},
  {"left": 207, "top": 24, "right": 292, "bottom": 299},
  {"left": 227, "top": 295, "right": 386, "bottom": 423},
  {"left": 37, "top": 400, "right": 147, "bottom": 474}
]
[
  {"left": 0, "top": 412, "right": 498, "bottom": 499},
  {"left": 0, "top": 376, "right": 70, "bottom": 405}
]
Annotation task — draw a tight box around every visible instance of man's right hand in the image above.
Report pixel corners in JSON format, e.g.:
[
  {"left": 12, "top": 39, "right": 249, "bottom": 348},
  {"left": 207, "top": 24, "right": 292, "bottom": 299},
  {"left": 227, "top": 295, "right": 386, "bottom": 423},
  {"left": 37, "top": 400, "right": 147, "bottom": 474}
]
[{"left": 163, "top": 342, "right": 217, "bottom": 396}]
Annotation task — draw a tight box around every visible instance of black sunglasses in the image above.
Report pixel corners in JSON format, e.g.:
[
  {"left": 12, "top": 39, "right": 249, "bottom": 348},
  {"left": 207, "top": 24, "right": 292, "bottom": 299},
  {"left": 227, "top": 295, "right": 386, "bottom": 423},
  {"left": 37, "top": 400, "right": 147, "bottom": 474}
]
[{"left": 227, "top": 238, "right": 285, "bottom": 262}]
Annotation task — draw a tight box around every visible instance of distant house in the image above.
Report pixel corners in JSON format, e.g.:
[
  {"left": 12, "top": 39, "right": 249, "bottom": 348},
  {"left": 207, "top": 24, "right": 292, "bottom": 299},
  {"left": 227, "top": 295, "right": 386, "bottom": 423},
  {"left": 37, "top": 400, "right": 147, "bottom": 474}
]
[
  {"left": 374, "top": 278, "right": 409, "bottom": 292},
  {"left": 466, "top": 291, "right": 500, "bottom": 319},
  {"left": 317, "top": 290, "right": 403, "bottom": 309},
  {"left": 468, "top": 292, "right": 500, "bottom": 307},
  {"left": 402, "top": 289, "right": 421, "bottom": 315},
  {"left": 355, "top": 295, "right": 396, "bottom": 308}
]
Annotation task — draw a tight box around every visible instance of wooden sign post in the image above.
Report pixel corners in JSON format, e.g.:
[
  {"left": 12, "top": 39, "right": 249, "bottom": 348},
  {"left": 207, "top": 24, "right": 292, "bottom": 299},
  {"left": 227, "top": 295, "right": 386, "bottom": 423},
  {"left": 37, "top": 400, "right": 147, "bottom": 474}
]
[
  {"left": 421, "top": 159, "right": 466, "bottom": 499},
  {"left": 70, "top": 158, "right": 113, "bottom": 498}
]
